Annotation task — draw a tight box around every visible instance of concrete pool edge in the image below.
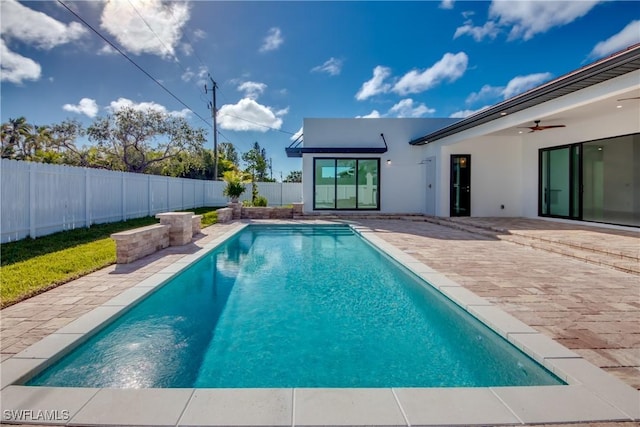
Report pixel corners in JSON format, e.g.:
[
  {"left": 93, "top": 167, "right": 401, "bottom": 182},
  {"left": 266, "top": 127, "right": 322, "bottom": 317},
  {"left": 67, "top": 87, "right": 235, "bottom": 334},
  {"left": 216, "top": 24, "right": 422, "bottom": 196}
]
[{"left": 1, "top": 220, "right": 638, "bottom": 426}]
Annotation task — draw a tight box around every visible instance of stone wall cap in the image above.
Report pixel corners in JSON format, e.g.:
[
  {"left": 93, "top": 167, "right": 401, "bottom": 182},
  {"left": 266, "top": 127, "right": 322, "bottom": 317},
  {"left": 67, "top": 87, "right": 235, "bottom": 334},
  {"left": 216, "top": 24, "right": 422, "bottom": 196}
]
[
  {"left": 111, "top": 224, "right": 168, "bottom": 239},
  {"left": 155, "top": 212, "right": 194, "bottom": 218}
]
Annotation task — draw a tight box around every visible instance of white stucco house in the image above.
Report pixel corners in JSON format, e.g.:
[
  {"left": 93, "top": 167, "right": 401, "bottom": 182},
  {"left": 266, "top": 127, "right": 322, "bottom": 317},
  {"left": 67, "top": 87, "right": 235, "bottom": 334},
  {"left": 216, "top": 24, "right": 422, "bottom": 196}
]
[{"left": 287, "top": 43, "right": 640, "bottom": 228}]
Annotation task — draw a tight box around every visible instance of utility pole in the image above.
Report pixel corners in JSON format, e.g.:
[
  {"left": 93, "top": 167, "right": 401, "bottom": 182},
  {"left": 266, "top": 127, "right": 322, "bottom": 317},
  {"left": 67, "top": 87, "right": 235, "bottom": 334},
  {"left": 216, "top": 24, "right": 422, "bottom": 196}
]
[{"left": 205, "top": 76, "right": 218, "bottom": 180}]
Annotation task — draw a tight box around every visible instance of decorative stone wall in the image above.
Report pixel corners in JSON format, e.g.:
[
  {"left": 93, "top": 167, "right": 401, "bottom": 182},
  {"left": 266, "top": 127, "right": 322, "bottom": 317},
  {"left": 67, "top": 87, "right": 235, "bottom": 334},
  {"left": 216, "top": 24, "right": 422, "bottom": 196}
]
[
  {"left": 292, "top": 202, "right": 304, "bottom": 216},
  {"left": 228, "top": 202, "right": 242, "bottom": 220},
  {"left": 240, "top": 207, "right": 294, "bottom": 219},
  {"left": 155, "top": 212, "right": 193, "bottom": 246},
  {"left": 111, "top": 224, "right": 169, "bottom": 264},
  {"left": 216, "top": 208, "right": 233, "bottom": 223},
  {"left": 192, "top": 214, "right": 203, "bottom": 235}
]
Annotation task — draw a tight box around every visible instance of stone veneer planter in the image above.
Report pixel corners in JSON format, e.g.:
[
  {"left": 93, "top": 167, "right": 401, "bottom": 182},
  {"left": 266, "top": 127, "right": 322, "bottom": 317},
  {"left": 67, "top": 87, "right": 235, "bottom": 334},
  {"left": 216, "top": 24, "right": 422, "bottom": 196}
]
[
  {"left": 241, "top": 206, "right": 294, "bottom": 219},
  {"left": 156, "top": 212, "right": 194, "bottom": 246},
  {"left": 110, "top": 224, "right": 169, "bottom": 264}
]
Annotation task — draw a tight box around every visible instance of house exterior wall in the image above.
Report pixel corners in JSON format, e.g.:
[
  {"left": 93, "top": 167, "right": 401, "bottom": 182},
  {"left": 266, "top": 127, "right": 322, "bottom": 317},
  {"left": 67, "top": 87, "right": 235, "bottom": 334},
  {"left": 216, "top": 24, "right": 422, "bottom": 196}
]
[
  {"left": 437, "top": 137, "right": 524, "bottom": 217},
  {"left": 299, "top": 71, "right": 639, "bottom": 221},
  {"left": 301, "top": 118, "right": 457, "bottom": 214}
]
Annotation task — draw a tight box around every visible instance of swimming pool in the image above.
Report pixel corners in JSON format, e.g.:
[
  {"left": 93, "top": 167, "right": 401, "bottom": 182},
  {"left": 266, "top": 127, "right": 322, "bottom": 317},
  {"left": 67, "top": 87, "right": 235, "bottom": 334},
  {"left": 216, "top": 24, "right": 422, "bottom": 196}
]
[{"left": 27, "top": 224, "right": 562, "bottom": 388}]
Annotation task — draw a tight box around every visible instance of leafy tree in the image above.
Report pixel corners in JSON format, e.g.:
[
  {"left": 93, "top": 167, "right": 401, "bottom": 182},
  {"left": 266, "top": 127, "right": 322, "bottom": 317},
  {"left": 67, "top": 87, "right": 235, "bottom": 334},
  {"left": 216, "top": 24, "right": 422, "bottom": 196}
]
[
  {"left": 86, "top": 107, "right": 206, "bottom": 174},
  {"left": 48, "top": 120, "right": 93, "bottom": 167},
  {"left": 241, "top": 141, "right": 269, "bottom": 182},
  {"left": 284, "top": 170, "right": 302, "bottom": 182},
  {"left": 218, "top": 142, "right": 239, "bottom": 166}
]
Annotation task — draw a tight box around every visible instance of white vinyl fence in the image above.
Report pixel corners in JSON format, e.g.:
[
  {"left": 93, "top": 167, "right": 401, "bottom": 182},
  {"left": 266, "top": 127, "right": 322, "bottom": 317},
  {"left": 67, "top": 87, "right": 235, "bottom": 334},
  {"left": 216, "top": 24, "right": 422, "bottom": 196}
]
[{"left": 0, "top": 159, "right": 302, "bottom": 243}]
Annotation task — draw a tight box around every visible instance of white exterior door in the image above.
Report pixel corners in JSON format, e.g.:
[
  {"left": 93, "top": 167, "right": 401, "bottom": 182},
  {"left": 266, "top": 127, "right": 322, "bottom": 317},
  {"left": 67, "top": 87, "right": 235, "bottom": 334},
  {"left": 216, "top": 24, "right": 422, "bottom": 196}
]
[{"left": 424, "top": 156, "right": 436, "bottom": 216}]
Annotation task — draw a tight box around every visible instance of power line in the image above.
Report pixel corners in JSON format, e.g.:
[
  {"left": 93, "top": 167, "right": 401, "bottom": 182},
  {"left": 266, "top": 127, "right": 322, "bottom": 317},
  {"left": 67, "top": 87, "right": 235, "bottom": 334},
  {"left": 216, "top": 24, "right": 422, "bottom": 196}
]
[
  {"left": 126, "top": 0, "right": 180, "bottom": 65},
  {"left": 57, "top": 0, "right": 212, "bottom": 129}
]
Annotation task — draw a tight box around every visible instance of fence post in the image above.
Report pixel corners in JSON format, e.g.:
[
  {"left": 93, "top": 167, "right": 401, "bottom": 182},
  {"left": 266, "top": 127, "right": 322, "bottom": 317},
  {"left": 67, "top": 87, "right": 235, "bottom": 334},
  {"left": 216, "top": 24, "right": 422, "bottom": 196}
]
[
  {"left": 85, "top": 168, "right": 91, "bottom": 228},
  {"left": 29, "top": 162, "right": 36, "bottom": 239},
  {"left": 148, "top": 175, "right": 152, "bottom": 217},
  {"left": 121, "top": 171, "right": 126, "bottom": 221}
]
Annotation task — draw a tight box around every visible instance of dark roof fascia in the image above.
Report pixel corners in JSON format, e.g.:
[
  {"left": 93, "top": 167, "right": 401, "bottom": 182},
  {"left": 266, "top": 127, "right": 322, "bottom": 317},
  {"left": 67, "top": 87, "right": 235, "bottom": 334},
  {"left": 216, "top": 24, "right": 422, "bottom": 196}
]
[
  {"left": 285, "top": 146, "right": 388, "bottom": 158},
  {"left": 409, "top": 43, "right": 640, "bottom": 146}
]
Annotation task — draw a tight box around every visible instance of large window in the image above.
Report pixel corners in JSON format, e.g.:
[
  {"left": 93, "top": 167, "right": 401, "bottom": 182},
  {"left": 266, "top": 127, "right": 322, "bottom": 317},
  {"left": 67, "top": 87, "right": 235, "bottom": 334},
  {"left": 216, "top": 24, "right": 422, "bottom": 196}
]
[
  {"left": 313, "top": 158, "right": 379, "bottom": 210},
  {"left": 539, "top": 133, "right": 639, "bottom": 227}
]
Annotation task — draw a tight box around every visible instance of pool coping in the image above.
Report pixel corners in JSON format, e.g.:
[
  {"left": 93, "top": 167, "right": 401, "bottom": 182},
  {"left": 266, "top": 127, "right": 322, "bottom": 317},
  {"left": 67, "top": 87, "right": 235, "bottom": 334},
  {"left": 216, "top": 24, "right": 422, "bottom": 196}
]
[{"left": 1, "top": 220, "right": 638, "bottom": 426}]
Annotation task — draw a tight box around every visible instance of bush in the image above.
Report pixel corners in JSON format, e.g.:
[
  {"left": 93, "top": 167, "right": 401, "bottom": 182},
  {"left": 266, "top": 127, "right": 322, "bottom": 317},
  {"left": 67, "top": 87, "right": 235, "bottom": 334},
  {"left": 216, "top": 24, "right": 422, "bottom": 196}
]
[
  {"left": 254, "top": 195, "right": 268, "bottom": 207},
  {"left": 222, "top": 171, "right": 247, "bottom": 201}
]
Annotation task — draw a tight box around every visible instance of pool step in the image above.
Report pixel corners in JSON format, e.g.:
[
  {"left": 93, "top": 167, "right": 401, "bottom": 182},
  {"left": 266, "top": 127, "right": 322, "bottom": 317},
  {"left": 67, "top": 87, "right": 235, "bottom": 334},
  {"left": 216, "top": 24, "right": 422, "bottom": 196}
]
[{"left": 426, "top": 217, "right": 639, "bottom": 276}]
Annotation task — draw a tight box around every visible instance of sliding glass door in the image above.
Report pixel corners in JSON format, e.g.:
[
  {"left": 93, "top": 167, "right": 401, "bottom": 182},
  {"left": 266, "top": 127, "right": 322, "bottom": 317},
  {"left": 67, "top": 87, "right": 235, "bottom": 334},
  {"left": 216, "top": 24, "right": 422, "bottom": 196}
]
[
  {"left": 582, "top": 134, "right": 639, "bottom": 226},
  {"left": 539, "top": 133, "right": 639, "bottom": 227},
  {"left": 540, "top": 146, "right": 579, "bottom": 219},
  {"left": 313, "top": 158, "right": 380, "bottom": 210}
]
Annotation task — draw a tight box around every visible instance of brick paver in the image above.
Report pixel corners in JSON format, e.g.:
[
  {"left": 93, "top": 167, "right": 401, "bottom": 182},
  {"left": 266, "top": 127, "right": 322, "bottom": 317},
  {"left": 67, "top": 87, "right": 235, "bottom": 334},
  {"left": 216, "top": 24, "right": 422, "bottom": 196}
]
[
  {"left": 1, "top": 217, "right": 638, "bottom": 427},
  {"left": 357, "top": 218, "right": 640, "bottom": 389}
]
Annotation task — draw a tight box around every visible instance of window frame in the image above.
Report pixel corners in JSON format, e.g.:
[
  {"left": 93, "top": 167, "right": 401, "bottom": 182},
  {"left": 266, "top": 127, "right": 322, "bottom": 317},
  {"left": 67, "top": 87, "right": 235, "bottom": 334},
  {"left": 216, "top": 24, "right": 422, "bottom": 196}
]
[{"left": 312, "top": 157, "right": 380, "bottom": 211}]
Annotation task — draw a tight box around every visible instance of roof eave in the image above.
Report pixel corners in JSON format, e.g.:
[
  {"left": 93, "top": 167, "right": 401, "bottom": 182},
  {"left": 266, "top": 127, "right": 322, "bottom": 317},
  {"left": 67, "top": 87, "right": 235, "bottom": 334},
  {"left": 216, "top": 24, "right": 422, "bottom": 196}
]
[{"left": 409, "top": 43, "right": 640, "bottom": 146}]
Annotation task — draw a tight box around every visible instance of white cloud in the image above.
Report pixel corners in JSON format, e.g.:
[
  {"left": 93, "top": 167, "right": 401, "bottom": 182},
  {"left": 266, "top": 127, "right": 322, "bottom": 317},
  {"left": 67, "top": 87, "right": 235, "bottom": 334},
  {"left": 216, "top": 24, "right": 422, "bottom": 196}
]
[
  {"left": 453, "top": 20, "right": 499, "bottom": 41},
  {"left": 502, "top": 72, "right": 552, "bottom": 99},
  {"left": 463, "top": 73, "right": 553, "bottom": 108},
  {"left": 100, "top": 0, "right": 190, "bottom": 58},
  {"left": 465, "top": 84, "right": 502, "bottom": 104},
  {"left": 97, "top": 44, "right": 118, "bottom": 56},
  {"left": 355, "top": 66, "right": 392, "bottom": 100},
  {"left": 311, "top": 57, "right": 343, "bottom": 76},
  {"left": 0, "top": 0, "right": 87, "bottom": 50},
  {"left": 63, "top": 98, "right": 99, "bottom": 118},
  {"left": 259, "top": 27, "right": 283, "bottom": 52},
  {"left": 462, "top": 10, "right": 475, "bottom": 19},
  {"left": 393, "top": 52, "right": 468, "bottom": 96},
  {"left": 217, "top": 98, "right": 287, "bottom": 132},
  {"left": 238, "top": 81, "right": 267, "bottom": 99},
  {"left": 440, "top": 0, "right": 455, "bottom": 10},
  {"left": 490, "top": 0, "right": 600, "bottom": 41},
  {"left": 107, "top": 98, "right": 191, "bottom": 118},
  {"left": 193, "top": 29, "right": 207, "bottom": 40},
  {"left": 0, "top": 39, "right": 41, "bottom": 84},
  {"left": 589, "top": 20, "right": 640, "bottom": 59},
  {"left": 449, "top": 106, "right": 490, "bottom": 119},
  {"left": 181, "top": 65, "right": 209, "bottom": 86},
  {"left": 356, "top": 110, "right": 382, "bottom": 119},
  {"left": 455, "top": 0, "right": 601, "bottom": 42},
  {"left": 388, "top": 99, "right": 435, "bottom": 118}
]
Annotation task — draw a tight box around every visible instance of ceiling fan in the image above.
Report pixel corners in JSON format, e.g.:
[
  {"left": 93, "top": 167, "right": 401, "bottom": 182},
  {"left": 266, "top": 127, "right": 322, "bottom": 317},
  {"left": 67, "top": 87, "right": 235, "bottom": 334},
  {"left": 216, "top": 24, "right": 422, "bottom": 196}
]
[
  {"left": 519, "top": 120, "right": 566, "bottom": 133},
  {"left": 617, "top": 96, "right": 640, "bottom": 101}
]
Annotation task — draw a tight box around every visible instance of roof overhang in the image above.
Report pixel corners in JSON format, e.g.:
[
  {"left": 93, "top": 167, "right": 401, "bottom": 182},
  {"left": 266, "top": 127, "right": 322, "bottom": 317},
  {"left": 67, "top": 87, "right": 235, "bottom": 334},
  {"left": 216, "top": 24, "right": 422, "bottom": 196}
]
[
  {"left": 285, "top": 146, "right": 388, "bottom": 158},
  {"left": 286, "top": 132, "right": 389, "bottom": 158},
  {"left": 409, "top": 43, "right": 640, "bottom": 146}
]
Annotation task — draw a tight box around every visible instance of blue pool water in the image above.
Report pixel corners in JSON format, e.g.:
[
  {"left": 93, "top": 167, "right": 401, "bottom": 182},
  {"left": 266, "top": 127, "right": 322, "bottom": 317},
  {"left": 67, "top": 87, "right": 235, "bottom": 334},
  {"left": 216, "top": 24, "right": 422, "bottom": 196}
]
[{"left": 28, "top": 225, "right": 563, "bottom": 388}]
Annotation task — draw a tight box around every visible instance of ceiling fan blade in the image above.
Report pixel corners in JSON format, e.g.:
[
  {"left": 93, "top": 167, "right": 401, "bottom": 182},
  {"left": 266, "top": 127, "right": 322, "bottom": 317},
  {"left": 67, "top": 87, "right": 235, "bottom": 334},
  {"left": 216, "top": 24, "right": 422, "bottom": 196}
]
[
  {"left": 617, "top": 97, "right": 640, "bottom": 101},
  {"left": 537, "top": 125, "right": 566, "bottom": 129}
]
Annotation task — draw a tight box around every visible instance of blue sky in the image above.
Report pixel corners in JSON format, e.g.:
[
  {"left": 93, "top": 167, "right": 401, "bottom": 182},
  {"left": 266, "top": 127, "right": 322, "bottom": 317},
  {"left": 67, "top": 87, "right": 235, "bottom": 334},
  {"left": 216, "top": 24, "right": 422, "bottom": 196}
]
[{"left": 1, "top": 1, "right": 639, "bottom": 179}]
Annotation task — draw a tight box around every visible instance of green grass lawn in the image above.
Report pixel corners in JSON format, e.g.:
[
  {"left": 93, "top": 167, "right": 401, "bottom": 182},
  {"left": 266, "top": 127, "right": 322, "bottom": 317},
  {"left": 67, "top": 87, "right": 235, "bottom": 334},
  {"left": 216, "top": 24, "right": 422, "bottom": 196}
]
[{"left": 0, "top": 207, "right": 221, "bottom": 308}]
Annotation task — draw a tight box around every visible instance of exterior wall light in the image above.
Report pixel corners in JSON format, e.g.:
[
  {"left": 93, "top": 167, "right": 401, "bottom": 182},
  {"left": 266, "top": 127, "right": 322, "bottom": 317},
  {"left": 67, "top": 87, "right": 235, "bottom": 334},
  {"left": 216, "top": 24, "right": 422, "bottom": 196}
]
[{"left": 386, "top": 159, "right": 391, "bottom": 165}]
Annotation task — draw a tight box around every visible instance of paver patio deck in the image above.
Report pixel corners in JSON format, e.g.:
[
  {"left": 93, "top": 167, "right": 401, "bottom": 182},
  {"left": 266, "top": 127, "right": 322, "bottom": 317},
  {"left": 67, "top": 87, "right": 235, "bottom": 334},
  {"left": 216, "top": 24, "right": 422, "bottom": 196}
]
[{"left": 1, "top": 216, "right": 638, "bottom": 426}]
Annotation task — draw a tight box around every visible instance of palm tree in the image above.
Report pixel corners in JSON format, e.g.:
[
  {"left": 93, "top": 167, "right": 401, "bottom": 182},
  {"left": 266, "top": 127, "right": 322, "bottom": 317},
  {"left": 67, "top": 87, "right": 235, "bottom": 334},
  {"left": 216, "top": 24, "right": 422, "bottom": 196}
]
[
  {"left": 1, "top": 117, "right": 32, "bottom": 159},
  {"left": 26, "top": 125, "right": 53, "bottom": 160}
]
